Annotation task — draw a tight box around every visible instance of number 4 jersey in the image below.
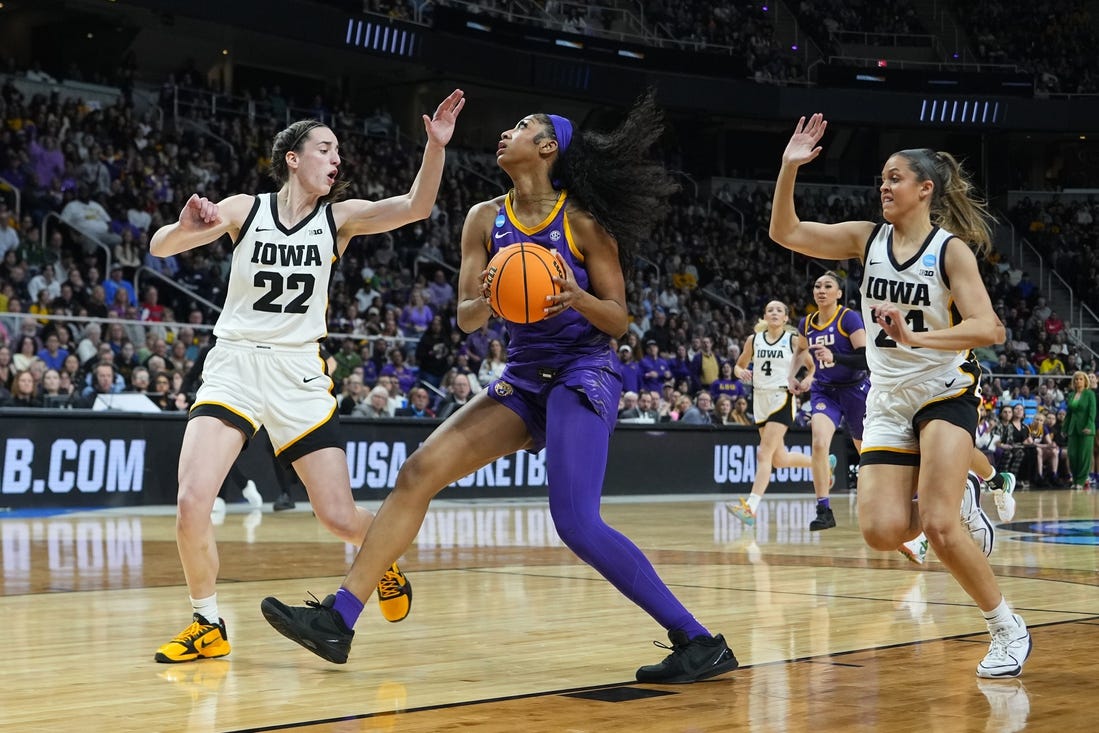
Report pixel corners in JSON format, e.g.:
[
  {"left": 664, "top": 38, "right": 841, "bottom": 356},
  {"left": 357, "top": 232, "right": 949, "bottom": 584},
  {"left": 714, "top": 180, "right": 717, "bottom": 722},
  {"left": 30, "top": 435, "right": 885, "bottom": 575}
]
[
  {"left": 860, "top": 223, "right": 969, "bottom": 387},
  {"left": 215, "top": 193, "right": 337, "bottom": 347}
]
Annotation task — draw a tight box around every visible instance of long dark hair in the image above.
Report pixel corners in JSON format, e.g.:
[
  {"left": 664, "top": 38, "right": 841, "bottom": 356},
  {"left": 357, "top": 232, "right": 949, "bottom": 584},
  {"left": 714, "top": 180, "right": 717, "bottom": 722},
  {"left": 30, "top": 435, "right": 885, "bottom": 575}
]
[
  {"left": 268, "top": 120, "right": 349, "bottom": 203},
  {"left": 538, "top": 90, "right": 678, "bottom": 276},
  {"left": 895, "top": 148, "right": 993, "bottom": 258}
]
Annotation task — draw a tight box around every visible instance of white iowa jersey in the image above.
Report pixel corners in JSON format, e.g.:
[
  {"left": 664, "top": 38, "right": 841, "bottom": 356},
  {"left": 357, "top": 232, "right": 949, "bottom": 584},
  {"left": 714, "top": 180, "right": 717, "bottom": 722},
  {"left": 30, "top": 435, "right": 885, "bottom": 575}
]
[
  {"left": 751, "top": 330, "right": 796, "bottom": 390},
  {"left": 215, "top": 193, "right": 338, "bottom": 347},
  {"left": 860, "top": 223, "right": 968, "bottom": 386}
]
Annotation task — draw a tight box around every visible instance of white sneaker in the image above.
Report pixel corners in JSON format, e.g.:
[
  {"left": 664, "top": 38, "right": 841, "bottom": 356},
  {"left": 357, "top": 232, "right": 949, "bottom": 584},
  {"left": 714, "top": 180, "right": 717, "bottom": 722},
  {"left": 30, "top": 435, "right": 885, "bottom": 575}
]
[
  {"left": 899, "top": 535, "right": 928, "bottom": 565},
  {"left": 961, "top": 472, "right": 995, "bottom": 557},
  {"left": 977, "top": 679, "right": 1030, "bottom": 733},
  {"left": 211, "top": 496, "right": 226, "bottom": 526},
  {"left": 977, "top": 614, "right": 1032, "bottom": 678},
  {"left": 242, "top": 480, "right": 263, "bottom": 508},
  {"left": 243, "top": 509, "right": 262, "bottom": 543},
  {"left": 990, "top": 472, "right": 1017, "bottom": 522}
]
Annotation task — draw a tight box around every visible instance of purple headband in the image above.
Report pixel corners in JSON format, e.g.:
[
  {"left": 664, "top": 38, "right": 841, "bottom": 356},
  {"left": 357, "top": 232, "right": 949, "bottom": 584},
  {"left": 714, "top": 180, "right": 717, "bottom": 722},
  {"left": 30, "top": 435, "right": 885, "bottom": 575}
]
[{"left": 548, "top": 114, "right": 573, "bottom": 153}]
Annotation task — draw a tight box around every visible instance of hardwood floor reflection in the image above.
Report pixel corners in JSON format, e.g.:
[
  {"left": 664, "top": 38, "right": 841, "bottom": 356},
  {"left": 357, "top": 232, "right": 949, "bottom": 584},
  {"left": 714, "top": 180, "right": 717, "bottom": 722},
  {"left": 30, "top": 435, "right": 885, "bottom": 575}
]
[{"left": 3, "top": 489, "right": 1097, "bottom": 732}]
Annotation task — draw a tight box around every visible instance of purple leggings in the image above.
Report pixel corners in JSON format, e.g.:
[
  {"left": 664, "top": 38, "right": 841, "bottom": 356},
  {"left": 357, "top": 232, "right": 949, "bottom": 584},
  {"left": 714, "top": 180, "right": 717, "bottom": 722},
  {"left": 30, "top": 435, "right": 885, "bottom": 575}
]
[{"left": 545, "top": 385, "right": 707, "bottom": 638}]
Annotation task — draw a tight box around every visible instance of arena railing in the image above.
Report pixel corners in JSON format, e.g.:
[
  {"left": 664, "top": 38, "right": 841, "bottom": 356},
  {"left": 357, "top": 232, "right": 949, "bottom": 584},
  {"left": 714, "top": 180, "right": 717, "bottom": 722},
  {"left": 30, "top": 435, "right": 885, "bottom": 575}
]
[{"left": 132, "top": 266, "right": 224, "bottom": 318}]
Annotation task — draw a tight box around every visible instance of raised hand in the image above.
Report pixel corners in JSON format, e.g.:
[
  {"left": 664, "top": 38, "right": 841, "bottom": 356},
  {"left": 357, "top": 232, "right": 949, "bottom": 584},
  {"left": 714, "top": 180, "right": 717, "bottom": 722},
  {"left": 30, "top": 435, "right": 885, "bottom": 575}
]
[
  {"left": 782, "top": 113, "right": 827, "bottom": 168},
  {"left": 423, "top": 89, "right": 466, "bottom": 147}
]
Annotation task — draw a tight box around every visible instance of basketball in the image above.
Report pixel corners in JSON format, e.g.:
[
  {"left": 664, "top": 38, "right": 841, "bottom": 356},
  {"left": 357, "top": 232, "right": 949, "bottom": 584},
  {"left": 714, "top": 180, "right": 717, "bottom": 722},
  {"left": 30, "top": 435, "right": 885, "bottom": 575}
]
[{"left": 485, "top": 243, "right": 564, "bottom": 324}]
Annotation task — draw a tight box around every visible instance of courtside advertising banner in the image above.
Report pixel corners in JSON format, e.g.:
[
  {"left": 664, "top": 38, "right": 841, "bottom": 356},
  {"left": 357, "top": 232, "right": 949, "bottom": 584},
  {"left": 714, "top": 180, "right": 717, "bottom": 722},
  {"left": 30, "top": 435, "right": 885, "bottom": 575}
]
[{"left": 0, "top": 411, "right": 847, "bottom": 508}]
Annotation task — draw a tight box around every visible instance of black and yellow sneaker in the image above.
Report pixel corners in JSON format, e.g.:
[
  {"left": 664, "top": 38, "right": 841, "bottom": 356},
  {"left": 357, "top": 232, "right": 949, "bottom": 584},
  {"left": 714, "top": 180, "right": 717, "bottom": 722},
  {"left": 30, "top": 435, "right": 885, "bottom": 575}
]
[
  {"left": 377, "top": 562, "right": 412, "bottom": 623},
  {"left": 635, "top": 630, "right": 739, "bottom": 684},
  {"left": 261, "top": 593, "right": 354, "bottom": 664},
  {"left": 155, "top": 613, "right": 231, "bottom": 663}
]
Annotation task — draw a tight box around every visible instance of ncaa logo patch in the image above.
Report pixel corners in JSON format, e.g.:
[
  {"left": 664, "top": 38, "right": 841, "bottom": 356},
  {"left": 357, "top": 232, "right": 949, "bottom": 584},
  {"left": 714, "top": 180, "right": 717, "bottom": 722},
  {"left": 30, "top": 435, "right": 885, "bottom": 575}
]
[
  {"left": 922, "top": 253, "right": 937, "bottom": 267},
  {"left": 494, "top": 381, "right": 514, "bottom": 397},
  {"left": 494, "top": 214, "right": 506, "bottom": 228}
]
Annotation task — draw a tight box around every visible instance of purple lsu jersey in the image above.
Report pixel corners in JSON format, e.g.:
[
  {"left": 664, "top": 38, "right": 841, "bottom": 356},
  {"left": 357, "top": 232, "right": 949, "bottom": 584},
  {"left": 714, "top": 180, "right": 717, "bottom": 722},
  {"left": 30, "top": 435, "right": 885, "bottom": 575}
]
[
  {"left": 799, "top": 305, "right": 870, "bottom": 440},
  {"left": 798, "top": 306, "right": 867, "bottom": 386},
  {"left": 488, "top": 190, "right": 613, "bottom": 390}
]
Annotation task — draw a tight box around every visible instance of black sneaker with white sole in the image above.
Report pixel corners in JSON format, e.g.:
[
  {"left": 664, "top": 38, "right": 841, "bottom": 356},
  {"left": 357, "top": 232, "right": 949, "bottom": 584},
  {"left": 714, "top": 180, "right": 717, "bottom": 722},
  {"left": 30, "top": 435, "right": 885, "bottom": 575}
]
[
  {"left": 635, "top": 630, "right": 739, "bottom": 684},
  {"left": 809, "top": 505, "right": 836, "bottom": 531},
  {"left": 261, "top": 593, "right": 354, "bottom": 664}
]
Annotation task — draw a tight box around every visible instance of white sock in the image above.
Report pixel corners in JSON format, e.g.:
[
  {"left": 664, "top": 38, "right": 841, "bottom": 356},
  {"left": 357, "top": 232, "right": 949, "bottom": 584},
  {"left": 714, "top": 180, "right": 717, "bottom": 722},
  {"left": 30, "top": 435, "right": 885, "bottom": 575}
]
[
  {"left": 190, "top": 594, "right": 220, "bottom": 625},
  {"left": 747, "top": 494, "right": 762, "bottom": 512},
  {"left": 981, "top": 466, "right": 996, "bottom": 482},
  {"left": 982, "top": 597, "right": 1013, "bottom": 627}
]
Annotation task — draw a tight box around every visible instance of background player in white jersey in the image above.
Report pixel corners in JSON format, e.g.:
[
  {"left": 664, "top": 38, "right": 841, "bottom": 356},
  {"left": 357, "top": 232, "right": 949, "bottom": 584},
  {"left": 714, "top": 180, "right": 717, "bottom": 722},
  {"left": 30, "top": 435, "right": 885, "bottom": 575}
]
[
  {"left": 768, "top": 113, "right": 1031, "bottom": 679},
  {"left": 727, "top": 300, "right": 814, "bottom": 525},
  {"left": 147, "top": 89, "right": 466, "bottom": 663}
]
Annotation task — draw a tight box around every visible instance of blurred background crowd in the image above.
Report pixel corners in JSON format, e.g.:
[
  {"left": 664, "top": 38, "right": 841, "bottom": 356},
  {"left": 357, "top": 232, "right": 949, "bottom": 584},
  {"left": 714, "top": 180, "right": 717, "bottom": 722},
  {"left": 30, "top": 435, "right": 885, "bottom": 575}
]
[{"left": 2, "top": 0, "right": 1098, "bottom": 489}]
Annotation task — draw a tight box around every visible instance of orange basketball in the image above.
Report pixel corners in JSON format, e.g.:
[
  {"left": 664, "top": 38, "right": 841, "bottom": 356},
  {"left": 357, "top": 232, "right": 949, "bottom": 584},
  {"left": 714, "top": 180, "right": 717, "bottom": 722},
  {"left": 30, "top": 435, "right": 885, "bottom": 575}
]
[{"left": 485, "top": 243, "right": 564, "bottom": 324}]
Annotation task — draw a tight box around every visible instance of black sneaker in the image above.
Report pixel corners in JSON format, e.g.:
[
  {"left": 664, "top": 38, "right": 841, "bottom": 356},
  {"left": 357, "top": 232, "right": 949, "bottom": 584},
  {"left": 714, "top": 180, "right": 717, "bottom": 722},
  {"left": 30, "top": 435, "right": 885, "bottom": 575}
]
[
  {"left": 273, "top": 492, "right": 296, "bottom": 512},
  {"left": 635, "top": 630, "right": 739, "bottom": 684},
  {"left": 260, "top": 593, "right": 353, "bottom": 664},
  {"left": 809, "top": 505, "right": 836, "bottom": 531}
]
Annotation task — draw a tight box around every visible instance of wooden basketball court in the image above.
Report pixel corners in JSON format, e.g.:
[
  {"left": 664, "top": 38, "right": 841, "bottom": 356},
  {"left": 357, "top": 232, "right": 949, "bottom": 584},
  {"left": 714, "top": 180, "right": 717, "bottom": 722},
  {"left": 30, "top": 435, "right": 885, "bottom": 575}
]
[{"left": 3, "top": 489, "right": 1097, "bottom": 732}]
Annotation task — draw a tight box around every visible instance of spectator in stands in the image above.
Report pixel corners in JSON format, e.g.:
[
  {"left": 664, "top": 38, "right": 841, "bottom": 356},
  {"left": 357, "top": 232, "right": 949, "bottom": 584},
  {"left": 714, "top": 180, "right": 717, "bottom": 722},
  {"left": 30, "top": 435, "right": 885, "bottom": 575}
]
[
  {"left": 395, "top": 385, "right": 435, "bottom": 418},
  {"left": 375, "top": 374, "right": 406, "bottom": 414},
  {"left": 127, "top": 365, "right": 151, "bottom": 394},
  {"left": 617, "top": 390, "right": 640, "bottom": 420},
  {"left": 139, "top": 285, "right": 166, "bottom": 322},
  {"left": 28, "top": 129, "right": 65, "bottom": 191},
  {"left": 38, "top": 367, "right": 72, "bottom": 408},
  {"left": 146, "top": 370, "right": 177, "bottom": 411},
  {"left": 450, "top": 351, "right": 481, "bottom": 394},
  {"left": 352, "top": 385, "right": 394, "bottom": 418},
  {"left": 463, "top": 319, "right": 498, "bottom": 367},
  {"left": 435, "top": 372, "right": 472, "bottom": 420},
  {"left": 425, "top": 268, "right": 454, "bottom": 310},
  {"left": 1037, "top": 347, "right": 1065, "bottom": 374},
  {"left": 61, "top": 185, "right": 121, "bottom": 250},
  {"left": 103, "top": 263, "right": 136, "bottom": 308},
  {"left": 398, "top": 289, "right": 433, "bottom": 337},
  {"left": 730, "top": 396, "right": 753, "bottom": 426},
  {"left": 415, "top": 314, "right": 452, "bottom": 388},
  {"left": 477, "top": 338, "right": 507, "bottom": 385},
  {"left": 639, "top": 339, "right": 671, "bottom": 395},
  {"left": 27, "top": 263, "right": 60, "bottom": 304},
  {"left": 3, "top": 368, "right": 39, "bottom": 407},
  {"left": 380, "top": 347, "right": 417, "bottom": 394},
  {"left": 615, "top": 343, "right": 642, "bottom": 396},
  {"left": 331, "top": 338, "right": 363, "bottom": 386},
  {"left": 709, "top": 360, "right": 746, "bottom": 403},
  {"left": 680, "top": 391, "right": 714, "bottom": 425},
  {"left": 0, "top": 344, "right": 13, "bottom": 391},
  {"left": 1044, "top": 310, "right": 1066, "bottom": 337},
  {"left": 12, "top": 334, "right": 38, "bottom": 371},
  {"left": 668, "top": 342, "right": 693, "bottom": 389},
  {"left": 0, "top": 203, "right": 19, "bottom": 260},
  {"left": 337, "top": 372, "right": 367, "bottom": 415},
  {"left": 1031, "top": 411, "right": 1061, "bottom": 487},
  {"left": 35, "top": 331, "right": 67, "bottom": 371},
  {"left": 114, "top": 227, "right": 142, "bottom": 276},
  {"left": 76, "top": 360, "right": 123, "bottom": 405}
]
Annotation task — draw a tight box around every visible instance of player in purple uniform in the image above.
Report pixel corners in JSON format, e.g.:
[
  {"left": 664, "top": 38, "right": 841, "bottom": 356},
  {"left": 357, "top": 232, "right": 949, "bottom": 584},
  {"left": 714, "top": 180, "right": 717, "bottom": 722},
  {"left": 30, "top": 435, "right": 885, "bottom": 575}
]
[
  {"left": 790, "top": 271, "right": 870, "bottom": 531},
  {"left": 260, "top": 92, "right": 738, "bottom": 684}
]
